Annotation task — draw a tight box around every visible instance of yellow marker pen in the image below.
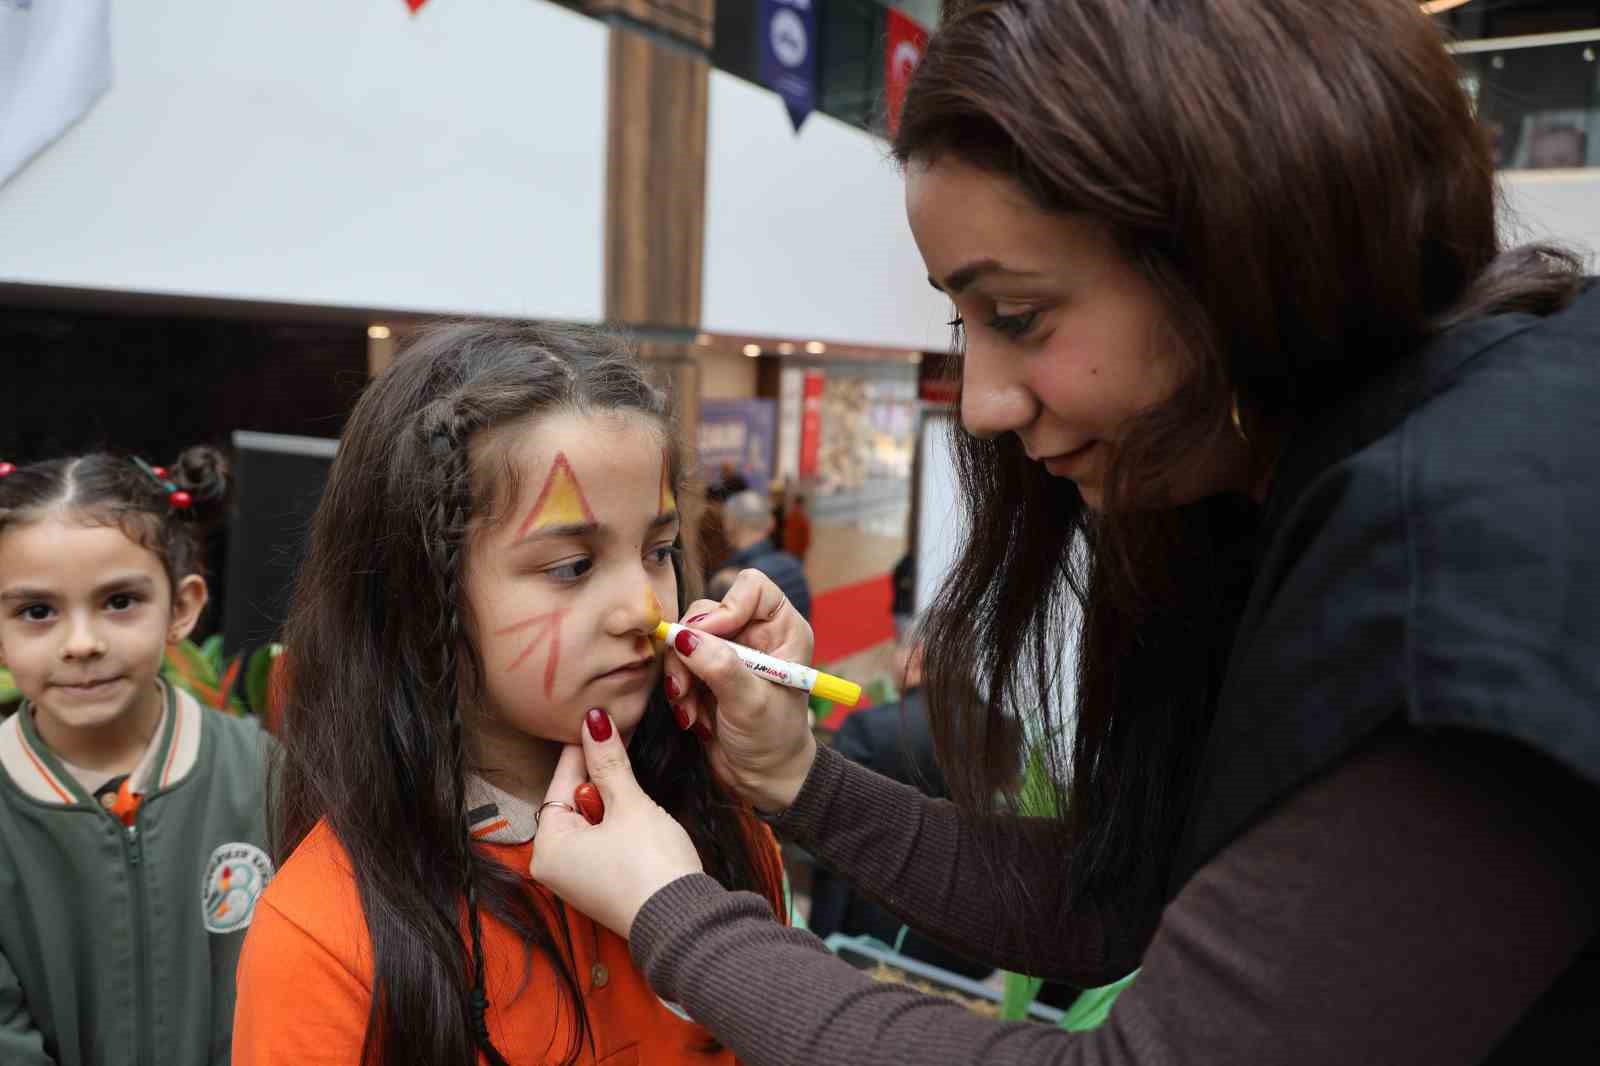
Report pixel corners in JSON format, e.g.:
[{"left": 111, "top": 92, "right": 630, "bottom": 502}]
[{"left": 653, "top": 621, "right": 861, "bottom": 707}]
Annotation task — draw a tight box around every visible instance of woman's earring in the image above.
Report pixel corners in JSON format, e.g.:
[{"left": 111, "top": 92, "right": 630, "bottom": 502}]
[{"left": 1230, "top": 391, "right": 1249, "bottom": 443}]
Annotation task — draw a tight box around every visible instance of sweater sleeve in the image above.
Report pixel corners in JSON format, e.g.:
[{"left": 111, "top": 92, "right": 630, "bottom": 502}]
[
  {"left": 232, "top": 897, "right": 371, "bottom": 1065},
  {"left": 630, "top": 731, "right": 1599, "bottom": 1066},
  {"left": 769, "top": 743, "right": 1154, "bottom": 982},
  {"left": 0, "top": 947, "right": 54, "bottom": 1066}
]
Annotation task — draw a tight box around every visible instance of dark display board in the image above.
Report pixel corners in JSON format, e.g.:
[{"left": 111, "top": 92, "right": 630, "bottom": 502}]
[{"left": 221, "top": 431, "right": 337, "bottom": 657}]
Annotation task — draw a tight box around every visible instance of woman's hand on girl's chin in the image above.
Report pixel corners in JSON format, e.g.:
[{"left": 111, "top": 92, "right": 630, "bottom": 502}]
[
  {"left": 529, "top": 711, "right": 703, "bottom": 941},
  {"left": 667, "top": 569, "right": 818, "bottom": 814}
]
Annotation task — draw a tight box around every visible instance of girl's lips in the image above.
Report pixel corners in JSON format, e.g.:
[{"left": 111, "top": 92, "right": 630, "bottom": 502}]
[
  {"left": 54, "top": 676, "right": 124, "bottom": 695},
  {"left": 592, "top": 660, "right": 653, "bottom": 684}
]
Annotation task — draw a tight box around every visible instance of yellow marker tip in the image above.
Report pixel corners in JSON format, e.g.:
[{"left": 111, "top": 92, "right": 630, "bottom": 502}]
[
  {"left": 811, "top": 673, "right": 862, "bottom": 707},
  {"left": 653, "top": 620, "right": 673, "bottom": 642}
]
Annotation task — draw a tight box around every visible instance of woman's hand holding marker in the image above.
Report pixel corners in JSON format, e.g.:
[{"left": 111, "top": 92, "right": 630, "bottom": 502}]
[{"left": 663, "top": 569, "right": 819, "bottom": 815}]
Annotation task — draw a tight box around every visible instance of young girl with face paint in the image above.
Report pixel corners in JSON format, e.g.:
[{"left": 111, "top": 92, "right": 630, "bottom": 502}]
[
  {"left": 232, "top": 322, "right": 785, "bottom": 1066},
  {"left": 0, "top": 447, "right": 274, "bottom": 1066}
]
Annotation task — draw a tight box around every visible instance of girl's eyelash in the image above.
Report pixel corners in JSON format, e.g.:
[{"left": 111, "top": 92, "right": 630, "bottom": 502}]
[{"left": 544, "top": 558, "right": 594, "bottom": 583}]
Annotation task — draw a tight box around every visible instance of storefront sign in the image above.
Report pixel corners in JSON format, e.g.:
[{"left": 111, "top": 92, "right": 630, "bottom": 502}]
[{"left": 699, "top": 399, "right": 777, "bottom": 494}]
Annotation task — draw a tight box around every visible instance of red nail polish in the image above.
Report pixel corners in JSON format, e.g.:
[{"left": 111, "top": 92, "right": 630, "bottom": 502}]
[
  {"left": 664, "top": 673, "right": 683, "bottom": 699},
  {"left": 693, "top": 721, "right": 713, "bottom": 741},
  {"left": 683, "top": 612, "right": 711, "bottom": 626},
  {"left": 585, "top": 708, "right": 612, "bottom": 742},
  {"left": 674, "top": 630, "right": 700, "bottom": 656},
  {"left": 574, "top": 783, "right": 604, "bottom": 825},
  {"left": 671, "top": 702, "right": 691, "bottom": 730}
]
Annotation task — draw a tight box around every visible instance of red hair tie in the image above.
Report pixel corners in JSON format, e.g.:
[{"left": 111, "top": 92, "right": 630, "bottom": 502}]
[{"left": 131, "top": 457, "right": 192, "bottom": 510}]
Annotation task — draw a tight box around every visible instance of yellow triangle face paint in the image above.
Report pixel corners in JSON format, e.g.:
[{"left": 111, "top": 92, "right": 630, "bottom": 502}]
[
  {"left": 515, "top": 452, "right": 596, "bottom": 540},
  {"left": 658, "top": 449, "right": 676, "bottom": 515}
]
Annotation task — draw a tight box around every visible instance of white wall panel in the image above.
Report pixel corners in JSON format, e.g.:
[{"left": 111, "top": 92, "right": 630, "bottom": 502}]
[
  {"left": 0, "top": 0, "right": 607, "bottom": 321},
  {"left": 702, "top": 70, "right": 950, "bottom": 352},
  {"left": 1500, "top": 170, "right": 1600, "bottom": 267}
]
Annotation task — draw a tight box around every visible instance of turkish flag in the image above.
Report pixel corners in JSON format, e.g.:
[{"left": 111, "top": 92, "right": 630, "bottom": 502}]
[{"left": 884, "top": 9, "right": 929, "bottom": 135}]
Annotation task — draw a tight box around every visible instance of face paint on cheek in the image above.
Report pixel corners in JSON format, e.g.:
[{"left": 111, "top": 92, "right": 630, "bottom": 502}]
[
  {"left": 496, "top": 608, "right": 570, "bottom": 698},
  {"left": 645, "top": 588, "right": 663, "bottom": 630},
  {"left": 515, "top": 452, "right": 597, "bottom": 540}
]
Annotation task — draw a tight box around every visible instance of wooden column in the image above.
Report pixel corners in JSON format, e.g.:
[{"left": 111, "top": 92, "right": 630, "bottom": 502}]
[
  {"left": 591, "top": 0, "right": 714, "bottom": 330},
  {"left": 590, "top": 0, "right": 715, "bottom": 569}
]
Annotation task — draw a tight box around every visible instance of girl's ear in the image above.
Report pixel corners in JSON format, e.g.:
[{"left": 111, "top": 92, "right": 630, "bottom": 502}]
[{"left": 167, "top": 575, "right": 210, "bottom": 645}]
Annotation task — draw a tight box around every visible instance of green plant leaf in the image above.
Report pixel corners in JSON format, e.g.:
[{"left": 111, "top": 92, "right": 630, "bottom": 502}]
[
  {"left": 164, "top": 639, "right": 226, "bottom": 707},
  {"left": 244, "top": 643, "right": 283, "bottom": 718},
  {"left": 201, "top": 634, "right": 226, "bottom": 675}
]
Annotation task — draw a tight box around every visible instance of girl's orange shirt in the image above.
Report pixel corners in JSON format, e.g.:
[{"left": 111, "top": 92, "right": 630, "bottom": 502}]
[{"left": 233, "top": 811, "right": 784, "bottom": 1065}]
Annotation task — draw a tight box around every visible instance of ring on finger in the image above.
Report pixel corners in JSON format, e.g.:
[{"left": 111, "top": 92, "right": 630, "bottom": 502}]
[
  {"left": 534, "top": 800, "right": 577, "bottom": 831},
  {"left": 766, "top": 594, "right": 788, "bottom": 621}
]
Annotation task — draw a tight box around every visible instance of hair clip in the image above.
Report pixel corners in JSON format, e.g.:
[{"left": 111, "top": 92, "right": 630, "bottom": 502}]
[
  {"left": 131, "top": 457, "right": 192, "bottom": 510},
  {"left": 0, "top": 462, "right": 15, "bottom": 477}
]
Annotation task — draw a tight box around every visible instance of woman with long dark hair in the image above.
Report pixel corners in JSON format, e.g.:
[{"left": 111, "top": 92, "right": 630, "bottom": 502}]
[
  {"left": 231, "top": 321, "right": 784, "bottom": 1066},
  {"left": 535, "top": 1, "right": 1600, "bottom": 1062}
]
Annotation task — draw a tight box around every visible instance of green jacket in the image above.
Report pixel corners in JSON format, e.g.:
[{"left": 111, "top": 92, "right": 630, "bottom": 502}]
[{"left": 0, "top": 684, "right": 273, "bottom": 1066}]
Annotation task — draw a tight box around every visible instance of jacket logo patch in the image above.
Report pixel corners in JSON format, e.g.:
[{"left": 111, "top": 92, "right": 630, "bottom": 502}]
[{"left": 202, "top": 842, "right": 274, "bottom": 934}]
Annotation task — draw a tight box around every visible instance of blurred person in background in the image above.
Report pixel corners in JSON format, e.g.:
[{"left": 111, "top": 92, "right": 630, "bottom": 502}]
[
  {"left": 782, "top": 492, "right": 813, "bottom": 564},
  {"left": 719, "top": 490, "right": 811, "bottom": 622}
]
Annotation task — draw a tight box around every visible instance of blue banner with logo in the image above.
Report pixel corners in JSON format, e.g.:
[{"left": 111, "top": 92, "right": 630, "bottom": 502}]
[{"left": 757, "top": 0, "right": 817, "bottom": 132}]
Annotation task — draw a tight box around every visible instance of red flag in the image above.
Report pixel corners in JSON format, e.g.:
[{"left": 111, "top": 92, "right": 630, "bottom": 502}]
[{"left": 884, "top": 9, "right": 930, "bottom": 135}]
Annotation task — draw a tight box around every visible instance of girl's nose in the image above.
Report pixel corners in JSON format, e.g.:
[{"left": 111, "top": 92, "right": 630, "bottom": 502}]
[
  {"left": 60, "top": 614, "right": 107, "bottom": 660},
  {"left": 606, "top": 583, "right": 662, "bottom": 637}
]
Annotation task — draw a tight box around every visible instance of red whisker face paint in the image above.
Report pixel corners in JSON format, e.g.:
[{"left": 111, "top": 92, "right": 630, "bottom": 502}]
[{"left": 497, "top": 608, "right": 569, "bottom": 697}]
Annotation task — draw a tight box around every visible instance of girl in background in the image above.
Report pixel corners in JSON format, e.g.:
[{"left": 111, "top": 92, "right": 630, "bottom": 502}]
[
  {"left": 233, "top": 322, "right": 784, "bottom": 1066},
  {"left": 0, "top": 447, "right": 272, "bottom": 1066}
]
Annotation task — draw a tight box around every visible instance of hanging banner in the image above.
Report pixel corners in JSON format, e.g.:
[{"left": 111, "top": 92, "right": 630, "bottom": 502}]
[
  {"left": 0, "top": 0, "right": 111, "bottom": 188},
  {"left": 798, "top": 369, "right": 825, "bottom": 478},
  {"left": 884, "top": 8, "right": 929, "bottom": 136},
  {"left": 757, "top": 0, "right": 817, "bottom": 132}
]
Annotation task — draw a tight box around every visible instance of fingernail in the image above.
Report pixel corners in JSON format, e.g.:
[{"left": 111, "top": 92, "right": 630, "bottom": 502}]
[
  {"left": 574, "top": 783, "right": 604, "bottom": 825},
  {"left": 585, "top": 707, "right": 613, "bottom": 742},
  {"left": 671, "top": 702, "right": 691, "bottom": 730},
  {"left": 674, "top": 630, "right": 700, "bottom": 656},
  {"left": 664, "top": 673, "right": 683, "bottom": 699},
  {"left": 683, "top": 612, "right": 711, "bottom": 626},
  {"left": 693, "top": 721, "right": 713, "bottom": 741}
]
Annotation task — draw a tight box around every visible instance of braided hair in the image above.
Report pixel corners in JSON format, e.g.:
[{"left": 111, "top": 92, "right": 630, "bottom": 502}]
[{"left": 273, "top": 322, "right": 782, "bottom": 1066}]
